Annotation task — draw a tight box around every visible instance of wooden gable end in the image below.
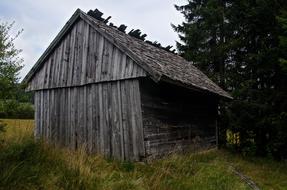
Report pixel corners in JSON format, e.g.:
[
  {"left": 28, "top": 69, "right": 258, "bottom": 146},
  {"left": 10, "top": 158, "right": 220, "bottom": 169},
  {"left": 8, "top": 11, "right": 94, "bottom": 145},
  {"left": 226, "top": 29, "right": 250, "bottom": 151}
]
[{"left": 27, "top": 19, "right": 146, "bottom": 91}]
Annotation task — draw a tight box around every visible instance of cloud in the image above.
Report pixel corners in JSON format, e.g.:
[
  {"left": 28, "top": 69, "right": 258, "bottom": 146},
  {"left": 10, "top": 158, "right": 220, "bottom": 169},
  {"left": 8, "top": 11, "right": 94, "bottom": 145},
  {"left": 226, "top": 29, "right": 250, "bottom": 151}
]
[{"left": 0, "top": 0, "right": 185, "bottom": 80}]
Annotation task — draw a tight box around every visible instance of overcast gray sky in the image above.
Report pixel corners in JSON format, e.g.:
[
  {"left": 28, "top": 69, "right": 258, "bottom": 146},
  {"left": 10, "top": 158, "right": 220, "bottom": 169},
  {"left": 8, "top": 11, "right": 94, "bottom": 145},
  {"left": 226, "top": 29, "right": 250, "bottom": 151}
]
[{"left": 0, "top": 0, "right": 186, "bottom": 79}]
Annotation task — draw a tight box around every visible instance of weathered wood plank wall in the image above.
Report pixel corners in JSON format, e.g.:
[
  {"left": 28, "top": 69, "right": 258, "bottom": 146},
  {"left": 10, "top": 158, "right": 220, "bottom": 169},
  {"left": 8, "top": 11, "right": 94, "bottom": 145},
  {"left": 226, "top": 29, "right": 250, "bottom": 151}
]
[
  {"left": 29, "top": 16, "right": 219, "bottom": 161},
  {"left": 139, "top": 79, "right": 218, "bottom": 160},
  {"left": 34, "top": 79, "right": 145, "bottom": 161},
  {"left": 27, "top": 19, "right": 146, "bottom": 91}
]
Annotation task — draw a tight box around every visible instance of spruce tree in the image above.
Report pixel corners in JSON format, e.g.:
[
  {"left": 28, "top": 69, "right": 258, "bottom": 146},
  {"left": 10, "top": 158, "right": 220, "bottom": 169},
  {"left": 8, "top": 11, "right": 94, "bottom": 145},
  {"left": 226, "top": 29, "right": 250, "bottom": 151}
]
[
  {"left": 172, "top": 0, "right": 232, "bottom": 88},
  {"left": 174, "top": 0, "right": 287, "bottom": 158}
]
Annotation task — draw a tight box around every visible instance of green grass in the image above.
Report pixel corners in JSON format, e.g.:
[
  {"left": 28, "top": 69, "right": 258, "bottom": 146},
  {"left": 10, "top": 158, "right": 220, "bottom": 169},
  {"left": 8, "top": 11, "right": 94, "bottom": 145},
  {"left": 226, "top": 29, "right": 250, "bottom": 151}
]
[{"left": 0, "top": 119, "right": 286, "bottom": 190}]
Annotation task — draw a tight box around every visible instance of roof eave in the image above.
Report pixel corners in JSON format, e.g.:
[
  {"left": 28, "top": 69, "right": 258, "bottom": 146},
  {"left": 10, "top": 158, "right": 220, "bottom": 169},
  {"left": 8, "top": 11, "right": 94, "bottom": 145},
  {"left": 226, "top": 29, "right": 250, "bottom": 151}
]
[{"left": 160, "top": 76, "right": 233, "bottom": 100}]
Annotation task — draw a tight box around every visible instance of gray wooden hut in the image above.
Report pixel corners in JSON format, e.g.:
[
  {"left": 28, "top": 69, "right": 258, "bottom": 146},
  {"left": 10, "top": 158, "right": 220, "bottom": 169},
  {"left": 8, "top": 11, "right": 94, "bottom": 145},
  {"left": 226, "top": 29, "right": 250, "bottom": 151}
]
[{"left": 23, "top": 9, "right": 231, "bottom": 161}]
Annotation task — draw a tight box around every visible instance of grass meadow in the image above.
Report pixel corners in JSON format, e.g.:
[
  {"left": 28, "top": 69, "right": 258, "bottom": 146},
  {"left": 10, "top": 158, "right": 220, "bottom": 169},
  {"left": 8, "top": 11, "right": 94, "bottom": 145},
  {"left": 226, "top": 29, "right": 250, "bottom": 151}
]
[{"left": 0, "top": 119, "right": 287, "bottom": 190}]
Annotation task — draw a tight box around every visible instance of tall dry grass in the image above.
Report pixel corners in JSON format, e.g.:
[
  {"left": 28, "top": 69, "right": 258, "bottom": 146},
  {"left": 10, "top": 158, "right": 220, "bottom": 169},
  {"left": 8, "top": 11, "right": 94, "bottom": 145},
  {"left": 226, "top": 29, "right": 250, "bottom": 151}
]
[
  {"left": 0, "top": 119, "right": 286, "bottom": 190},
  {"left": 0, "top": 119, "right": 34, "bottom": 144}
]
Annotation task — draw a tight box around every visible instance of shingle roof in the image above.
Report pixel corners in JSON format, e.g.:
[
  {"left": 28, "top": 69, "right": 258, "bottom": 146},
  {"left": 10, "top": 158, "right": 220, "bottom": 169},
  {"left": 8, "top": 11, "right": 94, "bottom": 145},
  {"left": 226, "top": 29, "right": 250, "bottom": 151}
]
[{"left": 23, "top": 9, "right": 232, "bottom": 99}]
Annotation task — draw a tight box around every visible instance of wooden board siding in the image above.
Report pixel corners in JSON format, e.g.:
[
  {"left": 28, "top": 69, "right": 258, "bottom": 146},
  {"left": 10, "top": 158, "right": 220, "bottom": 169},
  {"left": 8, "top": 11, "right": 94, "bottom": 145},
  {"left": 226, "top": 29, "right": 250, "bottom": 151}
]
[
  {"left": 27, "top": 19, "right": 146, "bottom": 91},
  {"left": 34, "top": 79, "right": 145, "bottom": 161},
  {"left": 139, "top": 79, "right": 218, "bottom": 160}
]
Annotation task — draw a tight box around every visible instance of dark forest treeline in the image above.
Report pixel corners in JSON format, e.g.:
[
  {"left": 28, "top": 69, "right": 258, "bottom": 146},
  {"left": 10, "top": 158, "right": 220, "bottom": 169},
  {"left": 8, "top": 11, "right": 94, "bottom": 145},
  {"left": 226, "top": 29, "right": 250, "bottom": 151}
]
[{"left": 173, "top": 0, "right": 287, "bottom": 159}]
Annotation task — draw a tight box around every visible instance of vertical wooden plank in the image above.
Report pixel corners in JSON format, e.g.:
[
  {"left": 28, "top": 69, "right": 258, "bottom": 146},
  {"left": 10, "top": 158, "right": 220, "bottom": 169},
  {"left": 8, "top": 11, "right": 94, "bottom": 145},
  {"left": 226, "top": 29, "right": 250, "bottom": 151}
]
[
  {"left": 95, "top": 33, "right": 104, "bottom": 82},
  {"left": 111, "top": 82, "right": 121, "bottom": 159},
  {"left": 54, "top": 89, "right": 59, "bottom": 145},
  {"left": 82, "top": 85, "right": 87, "bottom": 149},
  {"left": 60, "top": 35, "right": 66, "bottom": 86},
  {"left": 87, "top": 28, "right": 97, "bottom": 80},
  {"left": 102, "top": 82, "right": 108, "bottom": 156},
  {"left": 35, "top": 74, "right": 39, "bottom": 90},
  {"left": 52, "top": 90, "right": 56, "bottom": 144},
  {"left": 57, "top": 38, "right": 64, "bottom": 87},
  {"left": 107, "top": 45, "right": 115, "bottom": 80},
  {"left": 74, "top": 87, "right": 79, "bottom": 149},
  {"left": 66, "top": 88, "right": 71, "bottom": 147},
  {"left": 94, "top": 84, "right": 100, "bottom": 153},
  {"left": 46, "top": 90, "right": 49, "bottom": 142},
  {"left": 50, "top": 90, "right": 56, "bottom": 143},
  {"left": 66, "top": 88, "right": 70, "bottom": 146},
  {"left": 126, "top": 57, "right": 134, "bottom": 78},
  {"left": 133, "top": 60, "right": 145, "bottom": 78},
  {"left": 39, "top": 91, "right": 42, "bottom": 139},
  {"left": 54, "top": 44, "right": 61, "bottom": 87},
  {"left": 56, "top": 89, "right": 60, "bottom": 145},
  {"left": 62, "top": 88, "right": 67, "bottom": 146},
  {"left": 98, "top": 83, "right": 105, "bottom": 153},
  {"left": 51, "top": 89, "right": 56, "bottom": 145},
  {"left": 52, "top": 48, "right": 58, "bottom": 87},
  {"left": 87, "top": 85, "right": 93, "bottom": 152},
  {"left": 59, "top": 89, "right": 63, "bottom": 146},
  {"left": 37, "top": 66, "right": 44, "bottom": 90},
  {"left": 49, "top": 90, "right": 53, "bottom": 143},
  {"left": 71, "top": 87, "right": 76, "bottom": 149},
  {"left": 72, "top": 21, "right": 80, "bottom": 85},
  {"left": 110, "top": 82, "right": 115, "bottom": 158},
  {"left": 81, "top": 23, "right": 89, "bottom": 85},
  {"left": 43, "top": 59, "right": 49, "bottom": 89},
  {"left": 34, "top": 92, "right": 39, "bottom": 139},
  {"left": 35, "top": 92, "right": 40, "bottom": 139},
  {"left": 64, "top": 36, "right": 70, "bottom": 86},
  {"left": 62, "top": 34, "right": 70, "bottom": 86},
  {"left": 78, "top": 85, "right": 85, "bottom": 148},
  {"left": 40, "top": 90, "right": 44, "bottom": 140},
  {"left": 43, "top": 91, "right": 47, "bottom": 140},
  {"left": 35, "top": 69, "right": 40, "bottom": 89},
  {"left": 57, "top": 89, "right": 62, "bottom": 145},
  {"left": 45, "top": 90, "right": 49, "bottom": 140},
  {"left": 86, "top": 28, "right": 91, "bottom": 82},
  {"left": 42, "top": 91, "right": 46, "bottom": 140},
  {"left": 92, "top": 84, "right": 97, "bottom": 153},
  {"left": 133, "top": 80, "right": 145, "bottom": 159},
  {"left": 117, "top": 81, "right": 124, "bottom": 159},
  {"left": 120, "top": 80, "right": 130, "bottom": 160},
  {"left": 47, "top": 53, "right": 54, "bottom": 88},
  {"left": 120, "top": 54, "right": 127, "bottom": 79},
  {"left": 50, "top": 51, "right": 57, "bottom": 87},
  {"left": 111, "top": 48, "right": 120, "bottom": 80},
  {"left": 100, "top": 40, "right": 111, "bottom": 81},
  {"left": 75, "top": 20, "right": 84, "bottom": 86},
  {"left": 45, "top": 90, "right": 48, "bottom": 142},
  {"left": 67, "top": 23, "right": 77, "bottom": 86},
  {"left": 103, "top": 82, "right": 111, "bottom": 157},
  {"left": 37, "top": 91, "right": 41, "bottom": 138},
  {"left": 129, "top": 80, "right": 139, "bottom": 160},
  {"left": 61, "top": 88, "right": 65, "bottom": 146}
]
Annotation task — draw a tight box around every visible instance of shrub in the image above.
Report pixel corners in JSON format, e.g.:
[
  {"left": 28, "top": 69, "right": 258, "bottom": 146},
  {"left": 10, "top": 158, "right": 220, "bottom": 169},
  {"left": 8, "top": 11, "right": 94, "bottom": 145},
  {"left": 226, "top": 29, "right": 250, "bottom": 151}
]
[{"left": 0, "top": 100, "right": 34, "bottom": 119}]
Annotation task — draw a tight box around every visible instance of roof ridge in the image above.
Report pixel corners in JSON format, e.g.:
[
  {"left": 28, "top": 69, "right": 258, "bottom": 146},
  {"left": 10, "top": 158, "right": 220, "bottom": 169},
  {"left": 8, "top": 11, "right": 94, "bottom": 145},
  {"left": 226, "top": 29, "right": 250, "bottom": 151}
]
[{"left": 84, "top": 10, "right": 181, "bottom": 57}]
